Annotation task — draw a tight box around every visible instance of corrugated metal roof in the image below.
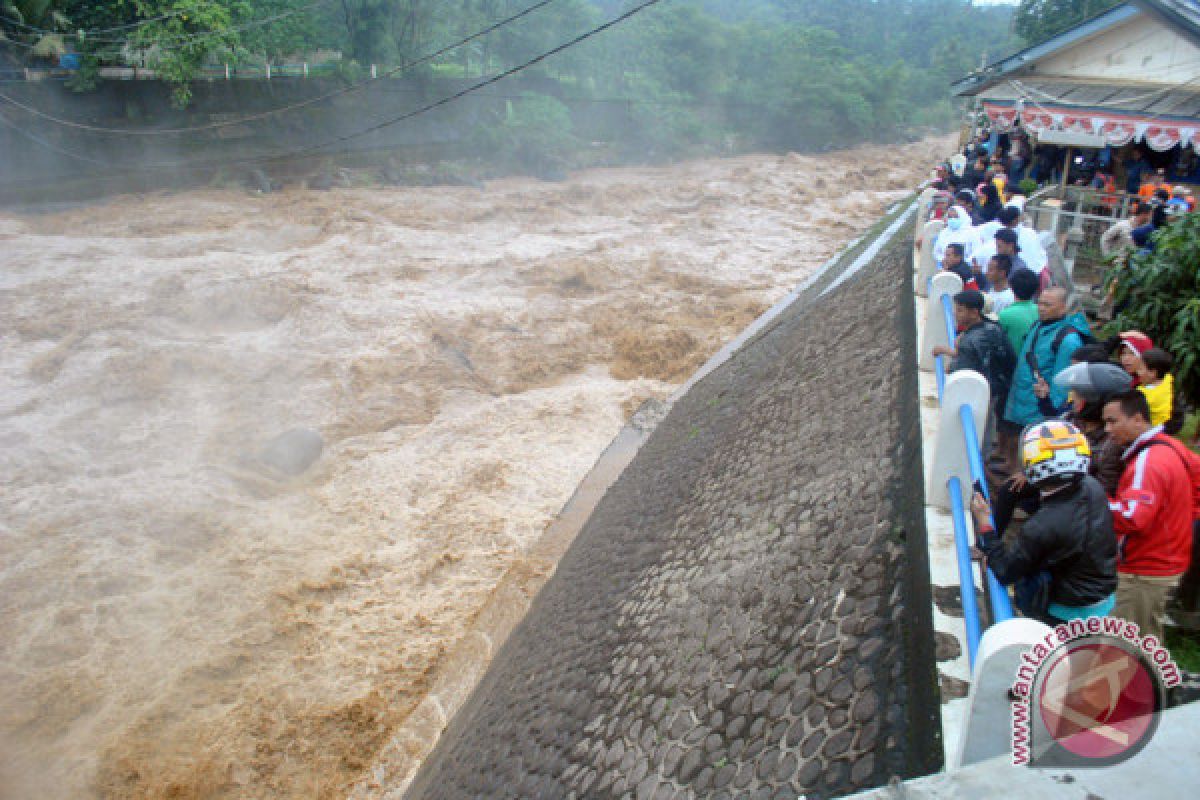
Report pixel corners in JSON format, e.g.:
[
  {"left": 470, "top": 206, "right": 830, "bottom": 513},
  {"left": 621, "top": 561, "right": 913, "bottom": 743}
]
[
  {"left": 1135, "top": 0, "right": 1200, "bottom": 46},
  {"left": 954, "top": 1, "right": 1200, "bottom": 96},
  {"left": 953, "top": 4, "right": 1141, "bottom": 96},
  {"left": 980, "top": 79, "right": 1200, "bottom": 122}
]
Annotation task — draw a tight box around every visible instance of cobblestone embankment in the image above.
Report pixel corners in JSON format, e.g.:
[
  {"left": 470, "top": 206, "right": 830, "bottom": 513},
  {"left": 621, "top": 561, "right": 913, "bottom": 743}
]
[{"left": 404, "top": 230, "right": 942, "bottom": 799}]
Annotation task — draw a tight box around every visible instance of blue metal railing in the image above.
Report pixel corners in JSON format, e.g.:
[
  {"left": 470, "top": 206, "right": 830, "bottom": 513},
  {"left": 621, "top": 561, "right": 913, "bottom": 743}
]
[
  {"left": 958, "top": 406, "right": 1015, "bottom": 628},
  {"left": 946, "top": 476, "right": 983, "bottom": 665},
  {"left": 933, "top": 289, "right": 1014, "bottom": 666}
]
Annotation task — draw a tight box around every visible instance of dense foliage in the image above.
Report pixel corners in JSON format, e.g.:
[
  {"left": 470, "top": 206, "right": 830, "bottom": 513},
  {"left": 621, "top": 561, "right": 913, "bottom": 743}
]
[
  {"left": 1013, "top": 0, "right": 1121, "bottom": 45},
  {"left": 1108, "top": 215, "right": 1200, "bottom": 404},
  {"left": 2, "top": 1, "right": 1017, "bottom": 149}
]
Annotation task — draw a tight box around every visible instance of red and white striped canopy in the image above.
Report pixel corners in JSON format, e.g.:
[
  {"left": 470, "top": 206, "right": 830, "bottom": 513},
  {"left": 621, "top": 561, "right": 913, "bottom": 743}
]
[{"left": 983, "top": 100, "right": 1199, "bottom": 152}]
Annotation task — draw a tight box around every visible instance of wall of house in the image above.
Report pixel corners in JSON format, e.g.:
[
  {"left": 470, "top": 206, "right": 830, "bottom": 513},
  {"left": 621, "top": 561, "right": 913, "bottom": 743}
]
[{"left": 1033, "top": 13, "right": 1200, "bottom": 86}]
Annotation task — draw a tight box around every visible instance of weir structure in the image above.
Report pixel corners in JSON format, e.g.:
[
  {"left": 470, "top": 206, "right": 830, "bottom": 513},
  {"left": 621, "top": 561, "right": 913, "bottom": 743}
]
[{"left": 398, "top": 205, "right": 945, "bottom": 799}]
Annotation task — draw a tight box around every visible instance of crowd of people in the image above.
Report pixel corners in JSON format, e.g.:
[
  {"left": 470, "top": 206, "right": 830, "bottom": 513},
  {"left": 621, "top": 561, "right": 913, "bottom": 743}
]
[{"left": 920, "top": 149, "right": 1200, "bottom": 651}]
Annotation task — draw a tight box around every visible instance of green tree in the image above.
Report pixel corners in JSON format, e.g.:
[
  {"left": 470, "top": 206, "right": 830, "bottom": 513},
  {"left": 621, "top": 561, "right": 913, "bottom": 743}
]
[
  {"left": 1108, "top": 215, "right": 1200, "bottom": 404},
  {"left": 1013, "top": 0, "right": 1121, "bottom": 45},
  {"left": 125, "top": 0, "right": 236, "bottom": 107},
  {"left": 471, "top": 90, "right": 579, "bottom": 173},
  {"left": 1, "top": 0, "right": 72, "bottom": 58}
]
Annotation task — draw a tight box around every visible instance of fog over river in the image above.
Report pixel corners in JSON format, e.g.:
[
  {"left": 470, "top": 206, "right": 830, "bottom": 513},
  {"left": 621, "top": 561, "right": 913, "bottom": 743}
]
[{"left": 0, "top": 136, "right": 949, "bottom": 798}]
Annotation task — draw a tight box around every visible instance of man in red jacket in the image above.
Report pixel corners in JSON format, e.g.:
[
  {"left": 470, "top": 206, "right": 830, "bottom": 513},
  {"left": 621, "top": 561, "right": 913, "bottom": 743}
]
[{"left": 1103, "top": 390, "right": 1200, "bottom": 642}]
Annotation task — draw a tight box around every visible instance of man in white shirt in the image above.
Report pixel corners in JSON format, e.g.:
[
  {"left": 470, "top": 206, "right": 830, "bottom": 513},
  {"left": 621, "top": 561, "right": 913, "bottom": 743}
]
[
  {"left": 1101, "top": 201, "right": 1152, "bottom": 258},
  {"left": 985, "top": 254, "right": 1016, "bottom": 315},
  {"left": 973, "top": 204, "right": 1047, "bottom": 276}
]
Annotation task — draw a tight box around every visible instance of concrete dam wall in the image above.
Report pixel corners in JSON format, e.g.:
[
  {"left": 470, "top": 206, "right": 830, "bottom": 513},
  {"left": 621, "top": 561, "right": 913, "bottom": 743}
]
[{"left": 403, "top": 223, "right": 943, "bottom": 799}]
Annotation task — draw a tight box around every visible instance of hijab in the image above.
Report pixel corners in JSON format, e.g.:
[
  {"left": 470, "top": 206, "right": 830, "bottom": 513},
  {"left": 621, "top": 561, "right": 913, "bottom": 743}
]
[
  {"left": 934, "top": 205, "right": 980, "bottom": 265},
  {"left": 976, "top": 184, "right": 1003, "bottom": 224}
]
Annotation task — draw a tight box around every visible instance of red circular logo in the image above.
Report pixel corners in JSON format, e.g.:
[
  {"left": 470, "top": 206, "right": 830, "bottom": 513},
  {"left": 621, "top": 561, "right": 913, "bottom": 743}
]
[{"left": 1034, "top": 638, "right": 1161, "bottom": 763}]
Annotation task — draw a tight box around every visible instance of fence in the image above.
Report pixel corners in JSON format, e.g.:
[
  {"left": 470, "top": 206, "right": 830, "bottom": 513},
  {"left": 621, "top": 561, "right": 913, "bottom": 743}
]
[
  {"left": 913, "top": 192, "right": 1054, "bottom": 769},
  {"left": 920, "top": 271, "right": 1014, "bottom": 667},
  {"left": 0, "top": 62, "right": 344, "bottom": 82}
]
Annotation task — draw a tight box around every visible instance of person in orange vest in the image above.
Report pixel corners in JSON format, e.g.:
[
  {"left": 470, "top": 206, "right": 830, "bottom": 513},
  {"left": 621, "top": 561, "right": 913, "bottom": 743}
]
[{"left": 1137, "top": 167, "right": 1167, "bottom": 200}]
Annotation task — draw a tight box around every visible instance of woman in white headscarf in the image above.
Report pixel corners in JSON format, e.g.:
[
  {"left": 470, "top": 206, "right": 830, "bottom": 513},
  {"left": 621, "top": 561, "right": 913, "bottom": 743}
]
[{"left": 933, "top": 204, "right": 981, "bottom": 267}]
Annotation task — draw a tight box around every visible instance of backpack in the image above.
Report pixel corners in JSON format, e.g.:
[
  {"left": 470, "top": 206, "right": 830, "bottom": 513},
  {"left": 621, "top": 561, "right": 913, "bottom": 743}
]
[
  {"left": 1164, "top": 390, "right": 1191, "bottom": 436},
  {"left": 1049, "top": 324, "right": 1097, "bottom": 360},
  {"left": 1141, "top": 437, "right": 1200, "bottom": 516},
  {"left": 1025, "top": 321, "right": 1095, "bottom": 376}
]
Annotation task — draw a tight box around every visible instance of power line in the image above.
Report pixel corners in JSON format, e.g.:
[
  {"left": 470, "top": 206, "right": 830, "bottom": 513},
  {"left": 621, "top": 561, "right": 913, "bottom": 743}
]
[
  {"left": 66, "top": 0, "right": 332, "bottom": 46},
  {"left": 272, "top": 0, "right": 667, "bottom": 163},
  {"left": 1, "top": 2, "right": 323, "bottom": 46},
  {"left": 0, "top": 107, "right": 108, "bottom": 164},
  {"left": 0, "top": 1, "right": 328, "bottom": 60},
  {"left": 0, "top": 0, "right": 666, "bottom": 186},
  {"left": 0, "top": 0, "right": 564, "bottom": 136},
  {"left": 0, "top": 8, "right": 187, "bottom": 37}
]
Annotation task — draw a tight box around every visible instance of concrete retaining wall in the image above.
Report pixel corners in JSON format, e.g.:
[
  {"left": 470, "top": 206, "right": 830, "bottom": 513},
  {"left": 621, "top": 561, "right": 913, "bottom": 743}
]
[{"left": 403, "top": 226, "right": 942, "bottom": 799}]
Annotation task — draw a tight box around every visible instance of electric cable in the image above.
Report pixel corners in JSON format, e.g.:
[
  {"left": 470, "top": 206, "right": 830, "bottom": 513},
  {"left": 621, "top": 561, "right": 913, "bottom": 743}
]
[
  {"left": 1, "top": 7, "right": 187, "bottom": 37},
  {"left": 0, "top": 0, "right": 564, "bottom": 135},
  {"left": 0, "top": 0, "right": 667, "bottom": 186},
  {"left": 2, "top": 1, "right": 324, "bottom": 46}
]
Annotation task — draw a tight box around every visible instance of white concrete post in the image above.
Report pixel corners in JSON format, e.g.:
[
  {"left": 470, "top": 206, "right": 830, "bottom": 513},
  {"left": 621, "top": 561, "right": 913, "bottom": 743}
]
[
  {"left": 919, "top": 271, "right": 962, "bottom": 372},
  {"left": 371, "top": 64, "right": 378, "bottom": 79},
  {"left": 953, "top": 617, "right": 1054, "bottom": 768},
  {"left": 914, "top": 187, "right": 935, "bottom": 238},
  {"left": 303, "top": 62, "right": 309, "bottom": 77},
  {"left": 915, "top": 219, "right": 944, "bottom": 297},
  {"left": 266, "top": 63, "right": 271, "bottom": 80},
  {"left": 927, "top": 370, "right": 990, "bottom": 510},
  {"left": 225, "top": 63, "right": 230, "bottom": 80}
]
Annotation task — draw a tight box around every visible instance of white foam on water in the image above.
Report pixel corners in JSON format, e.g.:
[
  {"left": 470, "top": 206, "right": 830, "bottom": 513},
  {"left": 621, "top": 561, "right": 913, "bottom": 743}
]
[{"left": 0, "top": 136, "right": 953, "bottom": 798}]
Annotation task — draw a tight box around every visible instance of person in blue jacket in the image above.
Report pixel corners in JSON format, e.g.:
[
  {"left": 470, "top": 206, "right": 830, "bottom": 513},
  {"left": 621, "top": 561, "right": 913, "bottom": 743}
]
[{"left": 1003, "top": 286, "right": 1090, "bottom": 429}]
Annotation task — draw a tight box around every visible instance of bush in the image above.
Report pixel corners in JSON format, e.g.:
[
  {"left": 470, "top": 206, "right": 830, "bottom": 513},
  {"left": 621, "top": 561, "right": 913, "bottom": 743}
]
[
  {"left": 1018, "top": 177, "right": 1038, "bottom": 196},
  {"left": 470, "top": 91, "right": 578, "bottom": 176},
  {"left": 1107, "top": 213, "right": 1200, "bottom": 403}
]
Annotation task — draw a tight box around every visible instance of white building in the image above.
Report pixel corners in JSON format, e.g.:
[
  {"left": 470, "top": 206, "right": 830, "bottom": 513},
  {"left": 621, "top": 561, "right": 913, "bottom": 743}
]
[{"left": 954, "top": 1, "right": 1200, "bottom": 158}]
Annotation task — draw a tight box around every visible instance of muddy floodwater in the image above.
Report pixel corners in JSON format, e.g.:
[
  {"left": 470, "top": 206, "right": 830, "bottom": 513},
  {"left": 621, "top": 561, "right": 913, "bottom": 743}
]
[{"left": 0, "top": 137, "right": 949, "bottom": 799}]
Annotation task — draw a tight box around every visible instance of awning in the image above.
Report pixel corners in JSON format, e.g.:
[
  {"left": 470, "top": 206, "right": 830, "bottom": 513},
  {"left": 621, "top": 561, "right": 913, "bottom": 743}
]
[
  {"left": 978, "top": 80, "right": 1200, "bottom": 151},
  {"left": 983, "top": 99, "right": 1199, "bottom": 151}
]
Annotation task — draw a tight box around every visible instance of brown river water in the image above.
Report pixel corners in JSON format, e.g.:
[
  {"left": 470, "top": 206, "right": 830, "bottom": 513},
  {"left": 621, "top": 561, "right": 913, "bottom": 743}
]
[{"left": 0, "top": 136, "right": 950, "bottom": 799}]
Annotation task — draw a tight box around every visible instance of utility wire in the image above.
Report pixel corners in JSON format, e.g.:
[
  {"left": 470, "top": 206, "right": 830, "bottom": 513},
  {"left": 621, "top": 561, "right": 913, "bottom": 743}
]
[
  {"left": 64, "top": 0, "right": 332, "bottom": 46},
  {"left": 1, "top": 2, "right": 323, "bottom": 45},
  {"left": 0, "top": 8, "right": 187, "bottom": 37},
  {"left": 269, "top": 0, "right": 666, "bottom": 163},
  {"left": 0, "top": 0, "right": 667, "bottom": 186},
  {"left": 0, "top": 1, "right": 328, "bottom": 56},
  {"left": 0, "top": 0, "right": 564, "bottom": 135},
  {"left": 0, "top": 107, "right": 109, "bottom": 164}
]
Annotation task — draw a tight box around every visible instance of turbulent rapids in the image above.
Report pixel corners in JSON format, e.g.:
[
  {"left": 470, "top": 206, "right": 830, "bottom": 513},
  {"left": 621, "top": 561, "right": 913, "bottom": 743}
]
[{"left": 0, "top": 137, "right": 948, "bottom": 798}]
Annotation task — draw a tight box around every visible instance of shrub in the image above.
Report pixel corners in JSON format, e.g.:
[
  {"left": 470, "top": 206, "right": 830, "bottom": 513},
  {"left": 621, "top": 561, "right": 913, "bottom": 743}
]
[
  {"left": 1107, "top": 213, "right": 1200, "bottom": 403},
  {"left": 470, "top": 91, "right": 578, "bottom": 176}
]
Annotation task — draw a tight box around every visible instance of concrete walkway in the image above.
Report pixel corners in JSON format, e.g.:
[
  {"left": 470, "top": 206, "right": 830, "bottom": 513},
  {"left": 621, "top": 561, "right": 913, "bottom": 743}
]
[{"left": 845, "top": 699, "right": 1200, "bottom": 799}]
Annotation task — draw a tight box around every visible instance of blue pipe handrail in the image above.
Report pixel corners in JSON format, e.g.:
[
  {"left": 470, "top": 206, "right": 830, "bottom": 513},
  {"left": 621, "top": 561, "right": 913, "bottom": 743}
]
[
  {"left": 957, "top": 406, "right": 1015, "bottom": 626},
  {"left": 933, "top": 289, "right": 1014, "bottom": 666},
  {"left": 947, "top": 476, "right": 983, "bottom": 666}
]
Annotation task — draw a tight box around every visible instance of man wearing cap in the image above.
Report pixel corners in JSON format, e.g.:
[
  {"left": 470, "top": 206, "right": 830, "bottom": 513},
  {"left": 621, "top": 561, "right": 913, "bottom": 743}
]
[
  {"left": 1103, "top": 390, "right": 1200, "bottom": 642},
  {"left": 973, "top": 205, "right": 1046, "bottom": 278},
  {"left": 994, "top": 228, "right": 1028, "bottom": 274}
]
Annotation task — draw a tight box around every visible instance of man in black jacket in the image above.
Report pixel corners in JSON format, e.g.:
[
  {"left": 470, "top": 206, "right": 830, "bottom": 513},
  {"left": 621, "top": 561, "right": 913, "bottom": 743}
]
[
  {"left": 971, "top": 420, "right": 1118, "bottom": 623},
  {"left": 933, "top": 290, "right": 1017, "bottom": 417}
]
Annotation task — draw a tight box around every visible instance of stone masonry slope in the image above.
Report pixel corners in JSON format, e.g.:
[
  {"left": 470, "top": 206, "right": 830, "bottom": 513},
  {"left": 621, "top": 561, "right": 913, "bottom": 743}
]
[{"left": 403, "top": 234, "right": 942, "bottom": 799}]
